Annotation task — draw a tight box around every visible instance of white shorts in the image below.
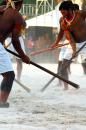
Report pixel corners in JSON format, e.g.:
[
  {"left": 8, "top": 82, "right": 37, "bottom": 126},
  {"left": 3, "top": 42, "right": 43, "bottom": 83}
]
[
  {"left": 59, "top": 44, "right": 72, "bottom": 60},
  {"left": 0, "top": 43, "right": 13, "bottom": 73},
  {"left": 59, "top": 41, "right": 86, "bottom": 61}
]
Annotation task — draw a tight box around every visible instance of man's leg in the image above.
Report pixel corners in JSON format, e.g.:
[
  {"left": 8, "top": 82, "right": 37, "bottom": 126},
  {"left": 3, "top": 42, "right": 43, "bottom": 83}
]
[
  {"left": 16, "top": 58, "right": 22, "bottom": 81},
  {"left": 0, "top": 71, "right": 15, "bottom": 105},
  {"left": 60, "top": 59, "right": 70, "bottom": 90},
  {"left": 81, "top": 61, "right": 86, "bottom": 75},
  {"left": 57, "top": 60, "right": 63, "bottom": 86}
]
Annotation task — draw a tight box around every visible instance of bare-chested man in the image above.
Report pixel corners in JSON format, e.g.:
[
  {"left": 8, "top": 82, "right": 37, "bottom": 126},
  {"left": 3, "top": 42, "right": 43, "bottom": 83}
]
[
  {"left": 0, "top": 0, "right": 30, "bottom": 107},
  {"left": 51, "top": 1, "right": 86, "bottom": 90}
]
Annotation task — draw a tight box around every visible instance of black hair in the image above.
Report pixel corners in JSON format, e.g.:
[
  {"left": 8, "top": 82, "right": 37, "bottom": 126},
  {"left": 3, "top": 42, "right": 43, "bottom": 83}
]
[
  {"left": 14, "top": 0, "right": 23, "bottom": 7},
  {"left": 59, "top": 1, "right": 73, "bottom": 11},
  {"left": 73, "top": 3, "right": 79, "bottom": 10}
]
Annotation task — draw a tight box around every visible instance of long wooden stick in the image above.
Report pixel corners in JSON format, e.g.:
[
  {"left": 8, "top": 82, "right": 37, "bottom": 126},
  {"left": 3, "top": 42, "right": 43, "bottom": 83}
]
[
  {"left": 41, "top": 42, "right": 86, "bottom": 91},
  {"left": 41, "top": 77, "right": 55, "bottom": 92},
  {"left": 14, "top": 79, "right": 31, "bottom": 92},
  {"left": 5, "top": 48, "right": 79, "bottom": 89},
  {"left": 30, "top": 61, "right": 79, "bottom": 88},
  {"left": 30, "top": 43, "right": 69, "bottom": 56}
]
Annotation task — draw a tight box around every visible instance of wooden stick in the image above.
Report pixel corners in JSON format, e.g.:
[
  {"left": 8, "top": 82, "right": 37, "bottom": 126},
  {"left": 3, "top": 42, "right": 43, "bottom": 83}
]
[
  {"left": 30, "top": 61, "right": 79, "bottom": 88},
  {"left": 41, "top": 77, "right": 55, "bottom": 92},
  {"left": 15, "top": 79, "right": 31, "bottom": 92},
  {"left": 30, "top": 43, "right": 69, "bottom": 56},
  {"left": 5, "top": 48, "right": 79, "bottom": 89}
]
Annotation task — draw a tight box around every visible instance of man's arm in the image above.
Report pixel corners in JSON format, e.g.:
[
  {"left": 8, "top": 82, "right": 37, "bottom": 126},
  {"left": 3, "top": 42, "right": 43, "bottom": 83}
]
[
  {"left": 11, "top": 10, "right": 30, "bottom": 64},
  {"left": 51, "top": 17, "right": 65, "bottom": 48},
  {"left": 11, "top": 28, "right": 30, "bottom": 63},
  {"left": 65, "top": 30, "right": 76, "bottom": 55},
  {"left": 51, "top": 28, "right": 64, "bottom": 48}
]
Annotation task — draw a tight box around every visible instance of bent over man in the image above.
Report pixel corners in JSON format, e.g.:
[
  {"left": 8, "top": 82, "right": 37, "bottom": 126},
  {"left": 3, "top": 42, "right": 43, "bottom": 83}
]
[
  {"left": 0, "top": 0, "right": 30, "bottom": 107},
  {"left": 51, "top": 1, "right": 86, "bottom": 89}
]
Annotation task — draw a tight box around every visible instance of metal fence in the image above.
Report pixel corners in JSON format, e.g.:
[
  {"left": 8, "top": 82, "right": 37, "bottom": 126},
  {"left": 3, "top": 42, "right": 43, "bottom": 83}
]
[
  {"left": 20, "top": 4, "right": 36, "bottom": 17},
  {"left": 20, "top": 3, "right": 54, "bottom": 17}
]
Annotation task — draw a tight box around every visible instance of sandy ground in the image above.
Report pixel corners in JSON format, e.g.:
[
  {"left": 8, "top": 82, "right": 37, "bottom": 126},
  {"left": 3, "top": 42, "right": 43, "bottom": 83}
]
[{"left": 0, "top": 63, "right": 86, "bottom": 130}]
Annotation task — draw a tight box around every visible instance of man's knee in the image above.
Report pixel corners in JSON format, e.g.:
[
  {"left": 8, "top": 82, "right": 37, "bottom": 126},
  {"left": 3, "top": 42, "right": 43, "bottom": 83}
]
[
  {"left": 5, "top": 71, "right": 15, "bottom": 81},
  {"left": 1, "top": 71, "right": 15, "bottom": 92}
]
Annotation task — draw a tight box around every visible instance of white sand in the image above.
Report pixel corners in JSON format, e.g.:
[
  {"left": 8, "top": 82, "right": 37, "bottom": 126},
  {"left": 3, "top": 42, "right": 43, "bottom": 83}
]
[{"left": 0, "top": 63, "right": 86, "bottom": 130}]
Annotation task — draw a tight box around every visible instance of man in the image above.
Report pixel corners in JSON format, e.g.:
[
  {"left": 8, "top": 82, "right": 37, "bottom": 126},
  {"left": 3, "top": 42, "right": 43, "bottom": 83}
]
[
  {"left": 0, "top": 0, "right": 30, "bottom": 107},
  {"left": 51, "top": 1, "right": 86, "bottom": 89},
  {"left": 57, "top": 3, "right": 80, "bottom": 89}
]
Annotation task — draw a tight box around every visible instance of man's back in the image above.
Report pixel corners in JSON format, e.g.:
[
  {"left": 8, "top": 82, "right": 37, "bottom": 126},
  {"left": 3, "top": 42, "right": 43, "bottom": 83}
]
[{"left": 0, "top": 7, "right": 25, "bottom": 43}]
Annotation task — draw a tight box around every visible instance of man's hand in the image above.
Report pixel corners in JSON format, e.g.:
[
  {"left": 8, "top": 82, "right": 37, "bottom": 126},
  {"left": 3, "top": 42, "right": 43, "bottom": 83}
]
[
  {"left": 21, "top": 54, "right": 30, "bottom": 64},
  {"left": 51, "top": 42, "right": 58, "bottom": 48}
]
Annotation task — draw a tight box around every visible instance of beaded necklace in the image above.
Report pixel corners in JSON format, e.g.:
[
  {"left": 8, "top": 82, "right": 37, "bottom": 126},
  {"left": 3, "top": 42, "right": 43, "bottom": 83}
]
[{"left": 65, "top": 11, "right": 75, "bottom": 26}]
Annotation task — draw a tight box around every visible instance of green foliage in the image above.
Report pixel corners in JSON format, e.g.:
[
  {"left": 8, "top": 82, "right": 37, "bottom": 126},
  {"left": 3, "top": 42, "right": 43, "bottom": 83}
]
[
  {"left": 0, "top": 0, "right": 3, "bottom": 5},
  {"left": 23, "top": 0, "right": 54, "bottom": 4},
  {"left": 23, "top": 0, "right": 36, "bottom": 4}
]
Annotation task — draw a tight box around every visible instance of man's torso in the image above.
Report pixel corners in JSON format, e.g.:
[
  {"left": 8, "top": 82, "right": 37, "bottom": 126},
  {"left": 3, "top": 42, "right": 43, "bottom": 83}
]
[
  {"left": 0, "top": 7, "right": 25, "bottom": 44},
  {"left": 60, "top": 11, "right": 86, "bottom": 43}
]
